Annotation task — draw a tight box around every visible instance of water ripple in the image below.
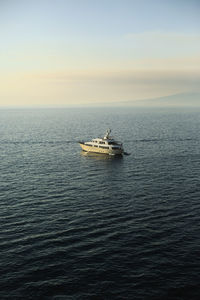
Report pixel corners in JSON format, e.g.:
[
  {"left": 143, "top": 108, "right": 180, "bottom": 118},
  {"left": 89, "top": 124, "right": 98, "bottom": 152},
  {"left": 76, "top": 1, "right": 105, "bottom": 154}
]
[{"left": 0, "top": 108, "right": 200, "bottom": 299}]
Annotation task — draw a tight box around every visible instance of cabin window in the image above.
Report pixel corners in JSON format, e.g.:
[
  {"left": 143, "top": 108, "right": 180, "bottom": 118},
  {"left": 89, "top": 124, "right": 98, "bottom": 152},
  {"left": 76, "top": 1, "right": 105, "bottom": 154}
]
[
  {"left": 94, "top": 145, "right": 98, "bottom": 147},
  {"left": 99, "top": 145, "right": 109, "bottom": 149},
  {"left": 108, "top": 141, "right": 118, "bottom": 145}
]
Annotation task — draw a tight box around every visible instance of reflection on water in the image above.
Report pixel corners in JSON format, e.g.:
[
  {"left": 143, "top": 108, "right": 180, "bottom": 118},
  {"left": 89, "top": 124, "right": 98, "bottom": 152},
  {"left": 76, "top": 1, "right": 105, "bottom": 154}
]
[{"left": 80, "top": 150, "right": 123, "bottom": 161}]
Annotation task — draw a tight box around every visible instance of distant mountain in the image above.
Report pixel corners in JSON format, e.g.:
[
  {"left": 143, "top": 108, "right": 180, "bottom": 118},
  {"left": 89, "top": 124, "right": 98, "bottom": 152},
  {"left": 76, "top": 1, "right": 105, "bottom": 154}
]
[{"left": 123, "top": 92, "right": 200, "bottom": 107}]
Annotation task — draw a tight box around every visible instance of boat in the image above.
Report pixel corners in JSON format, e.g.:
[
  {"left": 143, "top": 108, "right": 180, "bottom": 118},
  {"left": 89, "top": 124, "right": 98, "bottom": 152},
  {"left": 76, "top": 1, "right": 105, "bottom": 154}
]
[{"left": 79, "top": 129, "right": 124, "bottom": 156}]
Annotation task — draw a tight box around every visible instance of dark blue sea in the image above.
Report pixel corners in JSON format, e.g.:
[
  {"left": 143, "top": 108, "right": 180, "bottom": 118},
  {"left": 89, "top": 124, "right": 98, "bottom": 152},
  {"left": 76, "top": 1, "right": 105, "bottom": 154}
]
[{"left": 0, "top": 107, "right": 200, "bottom": 300}]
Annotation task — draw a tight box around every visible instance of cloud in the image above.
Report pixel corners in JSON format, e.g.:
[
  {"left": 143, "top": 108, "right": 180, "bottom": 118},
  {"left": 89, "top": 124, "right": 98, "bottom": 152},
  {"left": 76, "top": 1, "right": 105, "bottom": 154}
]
[
  {"left": 123, "top": 31, "right": 200, "bottom": 58},
  {"left": 125, "top": 31, "right": 200, "bottom": 40},
  {"left": 0, "top": 69, "right": 199, "bottom": 106},
  {"left": 1, "top": 29, "right": 199, "bottom": 106}
]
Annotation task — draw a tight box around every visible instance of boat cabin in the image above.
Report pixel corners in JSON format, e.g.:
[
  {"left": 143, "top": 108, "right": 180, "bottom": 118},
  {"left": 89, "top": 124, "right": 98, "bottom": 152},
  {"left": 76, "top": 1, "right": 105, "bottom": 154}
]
[{"left": 85, "top": 137, "right": 122, "bottom": 150}]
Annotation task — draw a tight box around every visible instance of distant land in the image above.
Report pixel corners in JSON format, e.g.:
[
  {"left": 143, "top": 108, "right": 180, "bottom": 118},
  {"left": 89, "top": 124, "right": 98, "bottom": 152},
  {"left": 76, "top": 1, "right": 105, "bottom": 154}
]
[{"left": 117, "top": 92, "right": 200, "bottom": 107}]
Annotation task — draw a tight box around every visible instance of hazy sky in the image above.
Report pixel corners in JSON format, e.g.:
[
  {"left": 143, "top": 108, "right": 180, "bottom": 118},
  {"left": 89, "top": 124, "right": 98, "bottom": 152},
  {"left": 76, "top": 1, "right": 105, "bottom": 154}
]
[{"left": 0, "top": 0, "right": 199, "bottom": 106}]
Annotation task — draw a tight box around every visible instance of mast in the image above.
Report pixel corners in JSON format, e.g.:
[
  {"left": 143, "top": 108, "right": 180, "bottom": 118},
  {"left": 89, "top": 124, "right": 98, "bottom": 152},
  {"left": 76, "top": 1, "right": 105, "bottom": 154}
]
[{"left": 104, "top": 129, "right": 111, "bottom": 139}]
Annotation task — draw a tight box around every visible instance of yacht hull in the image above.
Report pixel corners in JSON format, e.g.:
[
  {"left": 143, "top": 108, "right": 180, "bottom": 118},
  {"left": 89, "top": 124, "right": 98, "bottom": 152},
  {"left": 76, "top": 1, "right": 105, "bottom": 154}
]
[{"left": 79, "top": 143, "right": 123, "bottom": 155}]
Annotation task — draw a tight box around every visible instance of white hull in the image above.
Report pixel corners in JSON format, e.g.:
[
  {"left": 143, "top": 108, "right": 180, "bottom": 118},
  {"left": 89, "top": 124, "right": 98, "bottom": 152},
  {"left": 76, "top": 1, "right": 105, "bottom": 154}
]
[{"left": 79, "top": 143, "right": 123, "bottom": 156}]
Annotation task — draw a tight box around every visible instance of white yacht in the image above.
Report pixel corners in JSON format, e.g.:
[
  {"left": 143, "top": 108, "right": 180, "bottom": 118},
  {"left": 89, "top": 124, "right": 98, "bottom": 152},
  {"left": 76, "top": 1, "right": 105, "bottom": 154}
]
[{"left": 79, "top": 129, "right": 124, "bottom": 156}]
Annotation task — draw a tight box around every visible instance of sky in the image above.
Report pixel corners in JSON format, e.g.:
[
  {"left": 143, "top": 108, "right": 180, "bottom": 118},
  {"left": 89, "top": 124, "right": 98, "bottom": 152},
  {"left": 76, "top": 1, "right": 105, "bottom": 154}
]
[{"left": 0, "top": 0, "right": 199, "bottom": 106}]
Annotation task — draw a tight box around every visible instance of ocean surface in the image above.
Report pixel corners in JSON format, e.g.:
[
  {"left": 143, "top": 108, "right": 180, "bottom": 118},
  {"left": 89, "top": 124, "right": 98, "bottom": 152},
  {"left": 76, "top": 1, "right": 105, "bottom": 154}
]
[{"left": 0, "top": 107, "right": 200, "bottom": 300}]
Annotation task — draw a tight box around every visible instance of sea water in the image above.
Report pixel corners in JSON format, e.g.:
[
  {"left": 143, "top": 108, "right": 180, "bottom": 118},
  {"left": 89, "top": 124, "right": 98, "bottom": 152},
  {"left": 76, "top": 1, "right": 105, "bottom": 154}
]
[{"left": 0, "top": 107, "right": 200, "bottom": 299}]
